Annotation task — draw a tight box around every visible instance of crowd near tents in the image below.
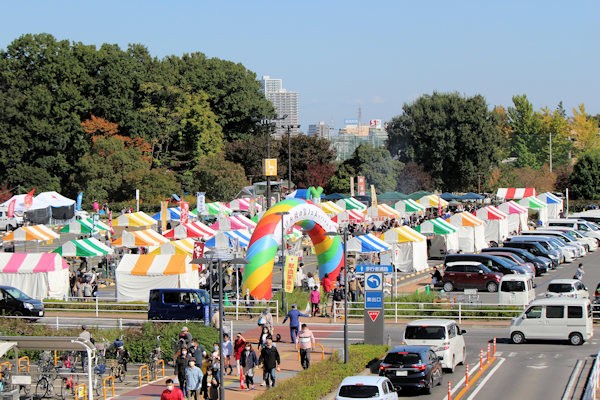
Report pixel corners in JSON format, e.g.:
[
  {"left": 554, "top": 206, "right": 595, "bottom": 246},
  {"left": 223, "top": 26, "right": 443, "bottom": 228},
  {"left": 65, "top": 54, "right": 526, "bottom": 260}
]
[{"left": 0, "top": 188, "right": 568, "bottom": 301}]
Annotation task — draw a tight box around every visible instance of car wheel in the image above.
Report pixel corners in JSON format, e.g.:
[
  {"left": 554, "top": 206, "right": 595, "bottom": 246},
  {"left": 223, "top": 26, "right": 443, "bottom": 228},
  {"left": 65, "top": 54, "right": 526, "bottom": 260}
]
[
  {"left": 486, "top": 281, "right": 498, "bottom": 293},
  {"left": 511, "top": 331, "right": 525, "bottom": 344},
  {"left": 443, "top": 282, "right": 454, "bottom": 292},
  {"left": 569, "top": 332, "right": 584, "bottom": 346}
]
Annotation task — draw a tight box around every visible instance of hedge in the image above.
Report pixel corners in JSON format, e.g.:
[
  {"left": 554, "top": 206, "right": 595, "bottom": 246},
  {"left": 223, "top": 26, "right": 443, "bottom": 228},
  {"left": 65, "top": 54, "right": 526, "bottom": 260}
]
[
  {"left": 0, "top": 319, "right": 218, "bottom": 364},
  {"left": 256, "top": 344, "right": 388, "bottom": 400}
]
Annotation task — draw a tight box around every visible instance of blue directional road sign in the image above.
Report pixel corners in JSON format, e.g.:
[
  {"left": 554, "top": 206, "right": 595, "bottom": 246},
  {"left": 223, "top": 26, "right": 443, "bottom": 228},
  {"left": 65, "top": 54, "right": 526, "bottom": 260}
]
[
  {"left": 366, "top": 274, "right": 382, "bottom": 290},
  {"left": 365, "top": 291, "right": 383, "bottom": 309},
  {"left": 356, "top": 264, "right": 393, "bottom": 273},
  {"left": 364, "top": 271, "right": 384, "bottom": 344}
]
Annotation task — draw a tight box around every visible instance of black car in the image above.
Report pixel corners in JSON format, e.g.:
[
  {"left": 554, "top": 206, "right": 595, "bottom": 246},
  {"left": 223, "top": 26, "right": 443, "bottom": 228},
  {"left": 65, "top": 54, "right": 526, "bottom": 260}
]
[
  {"left": 444, "top": 253, "right": 528, "bottom": 277},
  {"left": 0, "top": 285, "right": 44, "bottom": 320},
  {"left": 482, "top": 247, "right": 550, "bottom": 275},
  {"left": 379, "top": 345, "right": 443, "bottom": 394}
]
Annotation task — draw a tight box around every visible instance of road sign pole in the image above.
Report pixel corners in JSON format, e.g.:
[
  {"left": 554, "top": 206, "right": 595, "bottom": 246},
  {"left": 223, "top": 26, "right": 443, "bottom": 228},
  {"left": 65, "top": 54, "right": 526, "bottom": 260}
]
[{"left": 364, "top": 272, "right": 384, "bottom": 345}]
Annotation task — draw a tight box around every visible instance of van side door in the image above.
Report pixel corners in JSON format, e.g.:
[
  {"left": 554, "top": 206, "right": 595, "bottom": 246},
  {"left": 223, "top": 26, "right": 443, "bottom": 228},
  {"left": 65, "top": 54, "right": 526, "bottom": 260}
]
[{"left": 544, "top": 305, "right": 566, "bottom": 339}]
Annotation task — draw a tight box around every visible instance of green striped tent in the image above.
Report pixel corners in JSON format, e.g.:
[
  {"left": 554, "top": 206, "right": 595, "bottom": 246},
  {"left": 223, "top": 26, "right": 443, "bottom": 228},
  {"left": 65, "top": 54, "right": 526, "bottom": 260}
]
[
  {"left": 395, "top": 199, "right": 426, "bottom": 214},
  {"left": 194, "top": 202, "right": 232, "bottom": 216},
  {"left": 53, "top": 238, "right": 114, "bottom": 257},
  {"left": 336, "top": 197, "right": 367, "bottom": 211},
  {"left": 415, "top": 217, "right": 457, "bottom": 235},
  {"left": 60, "top": 218, "right": 111, "bottom": 234}
]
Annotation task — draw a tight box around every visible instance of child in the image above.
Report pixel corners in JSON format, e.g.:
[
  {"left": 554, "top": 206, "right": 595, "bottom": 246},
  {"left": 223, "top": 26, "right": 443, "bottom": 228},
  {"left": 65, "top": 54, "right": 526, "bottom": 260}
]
[{"left": 310, "top": 286, "right": 321, "bottom": 317}]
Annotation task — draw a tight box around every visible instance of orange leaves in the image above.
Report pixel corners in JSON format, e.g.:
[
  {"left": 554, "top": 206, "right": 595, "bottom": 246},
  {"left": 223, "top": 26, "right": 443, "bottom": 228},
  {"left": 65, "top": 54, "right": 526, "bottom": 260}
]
[{"left": 81, "top": 115, "right": 152, "bottom": 160}]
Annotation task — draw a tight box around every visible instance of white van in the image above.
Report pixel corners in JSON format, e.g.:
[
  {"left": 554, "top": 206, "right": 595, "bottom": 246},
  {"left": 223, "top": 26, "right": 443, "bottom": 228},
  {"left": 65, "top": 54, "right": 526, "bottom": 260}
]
[
  {"left": 548, "top": 219, "right": 600, "bottom": 245},
  {"left": 499, "top": 274, "right": 535, "bottom": 306},
  {"left": 402, "top": 319, "right": 466, "bottom": 372},
  {"left": 542, "top": 226, "right": 598, "bottom": 252},
  {"left": 510, "top": 298, "right": 593, "bottom": 345}
]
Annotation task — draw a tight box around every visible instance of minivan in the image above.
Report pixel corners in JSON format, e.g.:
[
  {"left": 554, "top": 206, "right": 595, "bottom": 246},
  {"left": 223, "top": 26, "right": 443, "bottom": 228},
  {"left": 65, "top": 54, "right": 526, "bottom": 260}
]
[
  {"left": 510, "top": 235, "right": 578, "bottom": 262},
  {"left": 499, "top": 274, "right": 535, "bottom": 306},
  {"left": 509, "top": 298, "right": 593, "bottom": 345},
  {"left": 441, "top": 261, "right": 502, "bottom": 293},
  {"left": 148, "top": 288, "right": 212, "bottom": 321},
  {"left": 402, "top": 319, "right": 466, "bottom": 372},
  {"left": 0, "top": 285, "right": 44, "bottom": 319},
  {"left": 502, "top": 241, "right": 559, "bottom": 268},
  {"left": 519, "top": 230, "right": 588, "bottom": 256}
]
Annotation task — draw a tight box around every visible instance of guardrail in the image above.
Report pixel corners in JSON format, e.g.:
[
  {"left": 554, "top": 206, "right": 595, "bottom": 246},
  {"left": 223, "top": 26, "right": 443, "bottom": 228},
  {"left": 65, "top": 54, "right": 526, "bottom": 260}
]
[{"left": 582, "top": 350, "right": 600, "bottom": 400}]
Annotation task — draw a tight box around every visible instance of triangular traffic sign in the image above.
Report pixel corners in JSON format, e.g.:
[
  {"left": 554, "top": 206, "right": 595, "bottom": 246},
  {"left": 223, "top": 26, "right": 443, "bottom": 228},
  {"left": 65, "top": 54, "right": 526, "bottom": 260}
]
[{"left": 367, "top": 310, "right": 380, "bottom": 322}]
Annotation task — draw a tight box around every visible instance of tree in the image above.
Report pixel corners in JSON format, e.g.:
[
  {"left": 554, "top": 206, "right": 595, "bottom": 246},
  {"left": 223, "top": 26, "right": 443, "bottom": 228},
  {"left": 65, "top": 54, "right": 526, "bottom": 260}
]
[
  {"left": 187, "top": 153, "right": 248, "bottom": 201},
  {"left": 387, "top": 92, "right": 502, "bottom": 191},
  {"left": 276, "top": 135, "right": 336, "bottom": 188},
  {"left": 571, "top": 104, "right": 600, "bottom": 152},
  {"left": 507, "top": 95, "right": 546, "bottom": 168},
  {"left": 570, "top": 150, "right": 600, "bottom": 200},
  {"left": 343, "top": 144, "right": 402, "bottom": 193},
  {"left": 397, "top": 162, "right": 432, "bottom": 193},
  {"left": 327, "top": 163, "right": 355, "bottom": 194},
  {"left": 539, "top": 104, "right": 573, "bottom": 168}
]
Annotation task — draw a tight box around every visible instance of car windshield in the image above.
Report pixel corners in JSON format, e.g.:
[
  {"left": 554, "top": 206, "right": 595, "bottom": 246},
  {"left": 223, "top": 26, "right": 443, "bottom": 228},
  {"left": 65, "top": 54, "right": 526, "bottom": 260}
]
[
  {"left": 565, "top": 231, "right": 579, "bottom": 239},
  {"left": 501, "top": 280, "right": 526, "bottom": 292},
  {"left": 548, "top": 283, "right": 574, "bottom": 293},
  {"left": 338, "top": 385, "right": 380, "bottom": 398},
  {"left": 4, "top": 287, "right": 31, "bottom": 300},
  {"left": 383, "top": 352, "right": 421, "bottom": 365},
  {"left": 486, "top": 255, "right": 515, "bottom": 268},
  {"left": 405, "top": 326, "right": 446, "bottom": 340}
]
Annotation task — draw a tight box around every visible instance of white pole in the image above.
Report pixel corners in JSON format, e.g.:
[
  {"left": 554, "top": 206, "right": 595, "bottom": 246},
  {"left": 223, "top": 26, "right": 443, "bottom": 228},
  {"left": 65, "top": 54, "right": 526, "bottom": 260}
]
[
  {"left": 135, "top": 189, "right": 140, "bottom": 212},
  {"left": 566, "top": 188, "right": 569, "bottom": 217}
]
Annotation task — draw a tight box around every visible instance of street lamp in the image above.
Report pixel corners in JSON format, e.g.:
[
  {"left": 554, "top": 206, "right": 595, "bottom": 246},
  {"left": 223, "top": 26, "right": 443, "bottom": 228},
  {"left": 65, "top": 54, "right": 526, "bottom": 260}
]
[
  {"left": 195, "top": 253, "right": 247, "bottom": 400},
  {"left": 276, "top": 211, "right": 289, "bottom": 312},
  {"left": 325, "top": 227, "right": 349, "bottom": 364}
]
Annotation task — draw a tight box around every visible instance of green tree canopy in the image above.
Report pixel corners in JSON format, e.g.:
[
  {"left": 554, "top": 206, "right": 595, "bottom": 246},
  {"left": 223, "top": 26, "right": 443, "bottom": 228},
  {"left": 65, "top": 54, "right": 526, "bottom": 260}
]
[
  {"left": 342, "top": 144, "right": 402, "bottom": 193},
  {"left": 387, "top": 92, "right": 502, "bottom": 191},
  {"left": 276, "top": 135, "right": 336, "bottom": 188},
  {"left": 185, "top": 153, "right": 248, "bottom": 201},
  {"left": 570, "top": 149, "right": 600, "bottom": 200}
]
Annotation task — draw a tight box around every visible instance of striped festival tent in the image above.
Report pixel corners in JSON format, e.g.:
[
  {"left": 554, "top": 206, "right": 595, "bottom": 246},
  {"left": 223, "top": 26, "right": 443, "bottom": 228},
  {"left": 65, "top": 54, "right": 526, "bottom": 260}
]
[
  {"left": 498, "top": 201, "right": 529, "bottom": 233},
  {"left": 332, "top": 210, "right": 365, "bottom": 223},
  {"left": 537, "top": 192, "right": 563, "bottom": 219},
  {"left": 415, "top": 218, "right": 459, "bottom": 258},
  {"left": 112, "top": 229, "right": 169, "bottom": 248},
  {"left": 60, "top": 218, "right": 111, "bottom": 234},
  {"left": 476, "top": 206, "right": 509, "bottom": 244},
  {"left": 53, "top": 238, "right": 114, "bottom": 257},
  {"left": 518, "top": 196, "right": 548, "bottom": 227},
  {"left": 366, "top": 204, "right": 401, "bottom": 219},
  {"left": 196, "top": 202, "right": 232, "bottom": 216},
  {"left": 346, "top": 233, "right": 391, "bottom": 253},
  {"left": 383, "top": 226, "right": 428, "bottom": 272},
  {"left": 113, "top": 211, "right": 157, "bottom": 227},
  {"left": 163, "top": 222, "right": 215, "bottom": 240},
  {"left": 320, "top": 201, "right": 344, "bottom": 215},
  {"left": 418, "top": 195, "right": 449, "bottom": 209},
  {"left": 3, "top": 225, "right": 60, "bottom": 242},
  {"left": 115, "top": 254, "right": 198, "bottom": 302},
  {"left": 448, "top": 212, "right": 487, "bottom": 252},
  {"left": 394, "top": 199, "right": 426, "bottom": 215},
  {"left": 336, "top": 197, "right": 367, "bottom": 211},
  {"left": 205, "top": 229, "right": 252, "bottom": 248},
  {"left": 229, "top": 198, "right": 262, "bottom": 213},
  {"left": 0, "top": 253, "right": 69, "bottom": 299},
  {"left": 150, "top": 238, "right": 195, "bottom": 255},
  {"left": 496, "top": 188, "right": 536, "bottom": 201}
]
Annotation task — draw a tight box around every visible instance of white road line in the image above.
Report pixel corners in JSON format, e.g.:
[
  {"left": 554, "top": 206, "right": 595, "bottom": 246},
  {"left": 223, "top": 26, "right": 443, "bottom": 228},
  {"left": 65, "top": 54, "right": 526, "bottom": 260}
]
[
  {"left": 439, "top": 362, "right": 481, "bottom": 400},
  {"left": 464, "top": 357, "right": 506, "bottom": 400},
  {"left": 508, "top": 352, "right": 517, "bottom": 357}
]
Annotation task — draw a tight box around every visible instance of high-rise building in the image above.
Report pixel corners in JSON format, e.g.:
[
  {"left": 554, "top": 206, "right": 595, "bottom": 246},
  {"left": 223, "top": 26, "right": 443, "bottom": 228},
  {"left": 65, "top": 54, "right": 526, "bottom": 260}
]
[
  {"left": 261, "top": 75, "right": 300, "bottom": 137},
  {"left": 308, "top": 122, "right": 331, "bottom": 138}
]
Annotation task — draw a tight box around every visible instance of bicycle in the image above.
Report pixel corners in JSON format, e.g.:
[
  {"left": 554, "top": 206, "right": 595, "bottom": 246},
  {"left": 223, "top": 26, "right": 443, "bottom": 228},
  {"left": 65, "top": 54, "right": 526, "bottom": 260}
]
[
  {"left": 148, "top": 335, "right": 162, "bottom": 380},
  {"left": 35, "top": 371, "right": 55, "bottom": 398},
  {"left": 58, "top": 365, "right": 78, "bottom": 400},
  {"left": 2, "top": 364, "right": 31, "bottom": 398},
  {"left": 93, "top": 339, "right": 109, "bottom": 396}
]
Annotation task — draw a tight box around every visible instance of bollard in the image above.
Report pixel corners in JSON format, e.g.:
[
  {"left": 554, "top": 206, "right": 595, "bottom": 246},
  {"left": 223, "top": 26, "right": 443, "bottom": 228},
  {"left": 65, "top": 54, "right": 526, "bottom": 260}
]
[
  {"left": 447, "top": 381, "right": 452, "bottom": 400},
  {"left": 465, "top": 363, "right": 469, "bottom": 387},
  {"left": 493, "top": 337, "right": 497, "bottom": 355},
  {"left": 425, "top": 284, "right": 431, "bottom": 294},
  {"left": 479, "top": 349, "right": 483, "bottom": 369},
  {"left": 119, "top": 318, "right": 123, "bottom": 330},
  {"left": 487, "top": 343, "right": 491, "bottom": 362}
]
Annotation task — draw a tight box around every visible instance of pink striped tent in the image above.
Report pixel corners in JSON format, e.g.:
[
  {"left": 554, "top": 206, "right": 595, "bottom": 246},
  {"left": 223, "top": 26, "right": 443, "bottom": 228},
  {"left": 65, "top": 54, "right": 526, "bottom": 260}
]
[
  {"left": 498, "top": 201, "right": 529, "bottom": 233},
  {"left": 163, "top": 222, "right": 215, "bottom": 240},
  {"left": 228, "top": 198, "right": 262, "bottom": 213},
  {"left": 0, "top": 253, "right": 69, "bottom": 299}
]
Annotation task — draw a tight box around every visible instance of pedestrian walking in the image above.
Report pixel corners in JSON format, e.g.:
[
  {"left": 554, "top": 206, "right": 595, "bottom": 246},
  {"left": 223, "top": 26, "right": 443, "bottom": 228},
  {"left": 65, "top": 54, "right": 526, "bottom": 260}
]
[
  {"left": 174, "top": 347, "right": 191, "bottom": 394},
  {"left": 574, "top": 263, "right": 584, "bottom": 280},
  {"left": 221, "top": 333, "right": 234, "bottom": 375},
  {"left": 258, "top": 308, "right": 274, "bottom": 334},
  {"left": 296, "top": 323, "right": 316, "bottom": 369},
  {"left": 233, "top": 333, "right": 246, "bottom": 376},
  {"left": 258, "top": 339, "right": 280, "bottom": 389},
  {"left": 282, "top": 304, "right": 309, "bottom": 343},
  {"left": 309, "top": 286, "right": 320, "bottom": 316},
  {"left": 244, "top": 289, "right": 253, "bottom": 319},
  {"left": 161, "top": 378, "right": 185, "bottom": 400},
  {"left": 240, "top": 343, "right": 259, "bottom": 390},
  {"left": 185, "top": 359, "right": 203, "bottom": 400}
]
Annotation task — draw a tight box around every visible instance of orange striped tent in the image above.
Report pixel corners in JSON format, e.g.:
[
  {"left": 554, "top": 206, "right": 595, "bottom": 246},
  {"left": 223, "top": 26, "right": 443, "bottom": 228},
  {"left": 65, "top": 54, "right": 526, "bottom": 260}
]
[
  {"left": 3, "top": 225, "right": 60, "bottom": 242},
  {"left": 115, "top": 254, "right": 198, "bottom": 301}
]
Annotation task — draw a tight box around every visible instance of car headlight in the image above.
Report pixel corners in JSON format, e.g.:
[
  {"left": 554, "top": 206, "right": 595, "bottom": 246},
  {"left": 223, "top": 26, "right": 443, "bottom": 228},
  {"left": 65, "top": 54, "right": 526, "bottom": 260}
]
[{"left": 24, "top": 303, "right": 34, "bottom": 310}]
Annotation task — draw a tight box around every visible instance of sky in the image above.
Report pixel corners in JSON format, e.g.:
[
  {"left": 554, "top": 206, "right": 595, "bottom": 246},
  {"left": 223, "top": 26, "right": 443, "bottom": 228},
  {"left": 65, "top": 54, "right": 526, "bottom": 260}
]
[{"left": 1, "top": 1, "right": 599, "bottom": 130}]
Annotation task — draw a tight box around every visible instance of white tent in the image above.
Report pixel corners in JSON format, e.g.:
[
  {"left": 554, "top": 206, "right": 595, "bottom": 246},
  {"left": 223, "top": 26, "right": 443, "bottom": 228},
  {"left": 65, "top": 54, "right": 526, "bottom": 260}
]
[
  {"left": 0, "top": 253, "right": 69, "bottom": 300},
  {"left": 448, "top": 212, "right": 488, "bottom": 253},
  {"left": 115, "top": 254, "right": 198, "bottom": 302},
  {"left": 537, "top": 192, "right": 564, "bottom": 219},
  {"left": 35, "top": 191, "right": 76, "bottom": 220},
  {"left": 1, "top": 195, "right": 52, "bottom": 224},
  {"left": 498, "top": 201, "right": 529, "bottom": 234},
  {"left": 476, "top": 206, "right": 509, "bottom": 245},
  {"left": 415, "top": 218, "right": 460, "bottom": 259},
  {"left": 382, "top": 226, "right": 428, "bottom": 272}
]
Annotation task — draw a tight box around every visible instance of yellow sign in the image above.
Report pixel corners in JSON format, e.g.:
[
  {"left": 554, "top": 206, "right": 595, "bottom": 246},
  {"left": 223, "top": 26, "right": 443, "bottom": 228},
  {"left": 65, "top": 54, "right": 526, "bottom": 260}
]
[
  {"left": 371, "top": 185, "right": 378, "bottom": 208},
  {"left": 283, "top": 255, "right": 298, "bottom": 293},
  {"left": 160, "top": 201, "right": 169, "bottom": 232},
  {"left": 263, "top": 158, "right": 278, "bottom": 176}
]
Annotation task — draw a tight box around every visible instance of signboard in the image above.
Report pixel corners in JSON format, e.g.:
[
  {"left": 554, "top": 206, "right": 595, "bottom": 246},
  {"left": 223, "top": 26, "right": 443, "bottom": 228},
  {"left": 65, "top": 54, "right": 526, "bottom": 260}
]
[
  {"left": 369, "top": 119, "right": 382, "bottom": 129},
  {"left": 350, "top": 176, "right": 355, "bottom": 197},
  {"left": 196, "top": 192, "right": 206, "bottom": 214},
  {"left": 357, "top": 176, "right": 366, "bottom": 196},
  {"left": 356, "top": 264, "right": 394, "bottom": 273},
  {"left": 364, "top": 271, "right": 384, "bottom": 345},
  {"left": 370, "top": 185, "right": 378, "bottom": 208},
  {"left": 345, "top": 119, "right": 358, "bottom": 125},
  {"left": 284, "top": 255, "right": 298, "bottom": 293},
  {"left": 180, "top": 201, "right": 189, "bottom": 225},
  {"left": 365, "top": 291, "right": 383, "bottom": 309},
  {"left": 263, "top": 158, "right": 278, "bottom": 176},
  {"left": 160, "top": 201, "right": 168, "bottom": 232},
  {"left": 367, "top": 310, "right": 380, "bottom": 322}
]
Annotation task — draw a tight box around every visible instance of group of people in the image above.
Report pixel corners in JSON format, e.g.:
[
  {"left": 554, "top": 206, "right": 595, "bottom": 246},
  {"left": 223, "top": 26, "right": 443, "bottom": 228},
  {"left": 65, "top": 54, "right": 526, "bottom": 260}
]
[{"left": 69, "top": 262, "right": 99, "bottom": 300}]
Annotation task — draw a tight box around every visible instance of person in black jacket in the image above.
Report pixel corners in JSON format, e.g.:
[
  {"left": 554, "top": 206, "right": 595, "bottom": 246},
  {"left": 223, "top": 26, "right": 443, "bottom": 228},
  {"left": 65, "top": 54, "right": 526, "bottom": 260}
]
[
  {"left": 240, "top": 343, "right": 259, "bottom": 390},
  {"left": 258, "top": 339, "right": 280, "bottom": 388},
  {"left": 174, "top": 347, "right": 191, "bottom": 394}
]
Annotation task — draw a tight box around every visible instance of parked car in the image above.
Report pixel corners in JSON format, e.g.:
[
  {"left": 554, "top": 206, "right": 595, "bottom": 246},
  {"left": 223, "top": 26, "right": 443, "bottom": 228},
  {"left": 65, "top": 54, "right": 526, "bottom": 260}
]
[
  {"left": 543, "top": 227, "right": 598, "bottom": 252},
  {"left": 441, "top": 261, "right": 503, "bottom": 293},
  {"left": 336, "top": 376, "right": 398, "bottom": 400},
  {"left": 378, "top": 346, "right": 443, "bottom": 394},
  {"left": 482, "top": 247, "right": 550, "bottom": 275},
  {"left": 502, "top": 241, "right": 559, "bottom": 268},
  {"left": 0, "top": 285, "right": 44, "bottom": 320},
  {"left": 545, "top": 279, "right": 589, "bottom": 299},
  {"left": 148, "top": 288, "right": 212, "bottom": 320},
  {"left": 444, "top": 253, "right": 529, "bottom": 279},
  {"left": 480, "top": 251, "right": 536, "bottom": 277},
  {"left": 401, "top": 319, "right": 466, "bottom": 372}
]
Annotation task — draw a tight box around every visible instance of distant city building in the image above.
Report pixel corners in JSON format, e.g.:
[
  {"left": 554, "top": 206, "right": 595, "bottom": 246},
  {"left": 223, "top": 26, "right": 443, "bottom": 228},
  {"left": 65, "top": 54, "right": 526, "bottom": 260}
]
[
  {"left": 312, "top": 119, "right": 387, "bottom": 161},
  {"left": 261, "top": 75, "right": 300, "bottom": 137},
  {"left": 308, "top": 122, "right": 331, "bottom": 138}
]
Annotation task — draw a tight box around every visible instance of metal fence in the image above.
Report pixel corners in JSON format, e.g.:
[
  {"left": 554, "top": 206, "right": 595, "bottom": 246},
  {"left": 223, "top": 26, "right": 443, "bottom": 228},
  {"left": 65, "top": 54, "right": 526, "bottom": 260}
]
[{"left": 583, "top": 350, "right": 600, "bottom": 400}]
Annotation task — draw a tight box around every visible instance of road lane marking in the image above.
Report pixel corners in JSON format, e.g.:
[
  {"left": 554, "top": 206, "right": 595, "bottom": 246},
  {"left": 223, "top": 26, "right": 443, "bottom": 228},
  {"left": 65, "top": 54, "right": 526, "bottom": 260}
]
[{"left": 464, "top": 357, "right": 506, "bottom": 400}]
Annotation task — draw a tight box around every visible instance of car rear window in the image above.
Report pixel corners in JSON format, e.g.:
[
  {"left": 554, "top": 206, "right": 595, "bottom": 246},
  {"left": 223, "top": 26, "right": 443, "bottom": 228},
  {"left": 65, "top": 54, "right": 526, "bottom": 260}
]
[
  {"left": 501, "top": 281, "right": 525, "bottom": 292},
  {"left": 383, "top": 352, "right": 421, "bottom": 365},
  {"left": 405, "top": 326, "right": 446, "bottom": 340},
  {"left": 548, "top": 283, "right": 573, "bottom": 293},
  {"left": 338, "top": 385, "right": 380, "bottom": 398}
]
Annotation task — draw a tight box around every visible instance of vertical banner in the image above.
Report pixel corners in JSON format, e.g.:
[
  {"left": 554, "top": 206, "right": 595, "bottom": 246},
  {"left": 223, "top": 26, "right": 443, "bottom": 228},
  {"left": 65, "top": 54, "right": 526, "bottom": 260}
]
[
  {"left": 357, "top": 176, "right": 366, "bottom": 196},
  {"left": 193, "top": 241, "right": 205, "bottom": 271},
  {"left": 284, "top": 255, "right": 298, "bottom": 293},
  {"left": 196, "top": 192, "right": 206, "bottom": 214},
  {"left": 24, "top": 189, "right": 35, "bottom": 211},
  {"left": 249, "top": 198, "right": 256, "bottom": 216},
  {"left": 180, "top": 201, "right": 190, "bottom": 225},
  {"left": 7, "top": 199, "right": 15, "bottom": 219},
  {"left": 437, "top": 196, "right": 442, "bottom": 217},
  {"left": 135, "top": 189, "right": 140, "bottom": 212},
  {"left": 160, "top": 201, "right": 169, "bottom": 232},
  {"left": 108, "top": 211, "right": 114, "bottom": 235},
  {"left": 350, "top": 176, "right": 355, "bottom": 197},
  {"left": 370, "top": 185, "right": 378, "bottom": 208},
  {"left": 76, "top": 192, "right": 83, "bottom": 211}
]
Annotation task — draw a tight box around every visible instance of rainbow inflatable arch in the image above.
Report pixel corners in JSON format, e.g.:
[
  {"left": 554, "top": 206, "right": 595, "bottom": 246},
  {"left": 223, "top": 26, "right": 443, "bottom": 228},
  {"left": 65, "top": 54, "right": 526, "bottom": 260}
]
[{"left": 242, "top": 198, "right": 343, "bottom": 300}]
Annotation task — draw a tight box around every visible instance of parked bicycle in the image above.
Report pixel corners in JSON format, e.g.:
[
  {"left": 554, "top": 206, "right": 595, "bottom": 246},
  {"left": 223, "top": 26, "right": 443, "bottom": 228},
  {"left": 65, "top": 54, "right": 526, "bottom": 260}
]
[
  {"left": 148, "top": 335, "right": 162, "bottom": 380},
  {"left": 110, "top": 337, "right": 129, "bottom": 383}
]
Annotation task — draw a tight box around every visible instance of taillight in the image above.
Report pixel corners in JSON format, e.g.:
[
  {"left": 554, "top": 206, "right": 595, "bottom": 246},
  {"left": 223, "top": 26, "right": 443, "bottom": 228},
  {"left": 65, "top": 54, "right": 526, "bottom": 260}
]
[
  {"left": 411, "top": 364, "right": 427, "bottom": 371},
  {"left": 379, "top": 365, "right": 387, "bottom": 371}
]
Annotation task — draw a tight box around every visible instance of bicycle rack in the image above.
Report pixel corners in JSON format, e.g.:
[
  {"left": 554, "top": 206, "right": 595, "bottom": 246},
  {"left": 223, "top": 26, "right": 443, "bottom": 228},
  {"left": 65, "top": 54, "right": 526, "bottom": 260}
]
[
  {"left": 17, "top": 356, "right": 29, "bottom": 373},
  {"left": 296, "top": 342, "right": 326, "bottom": 361},
  {"left": 102, "top": 375, "right": 115, "bottom": 400},
  {"left": 74, "top": 383, "right": 87, "bottom": 400},
  {"left": 0, "top": 361, "right": 11, "bottom": 377},
  {"left": 154, "top": 359, "right": 165, "bottom": 380},
  {"left": 138, "top": 365, "right": 150, "bottom": 387}
]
